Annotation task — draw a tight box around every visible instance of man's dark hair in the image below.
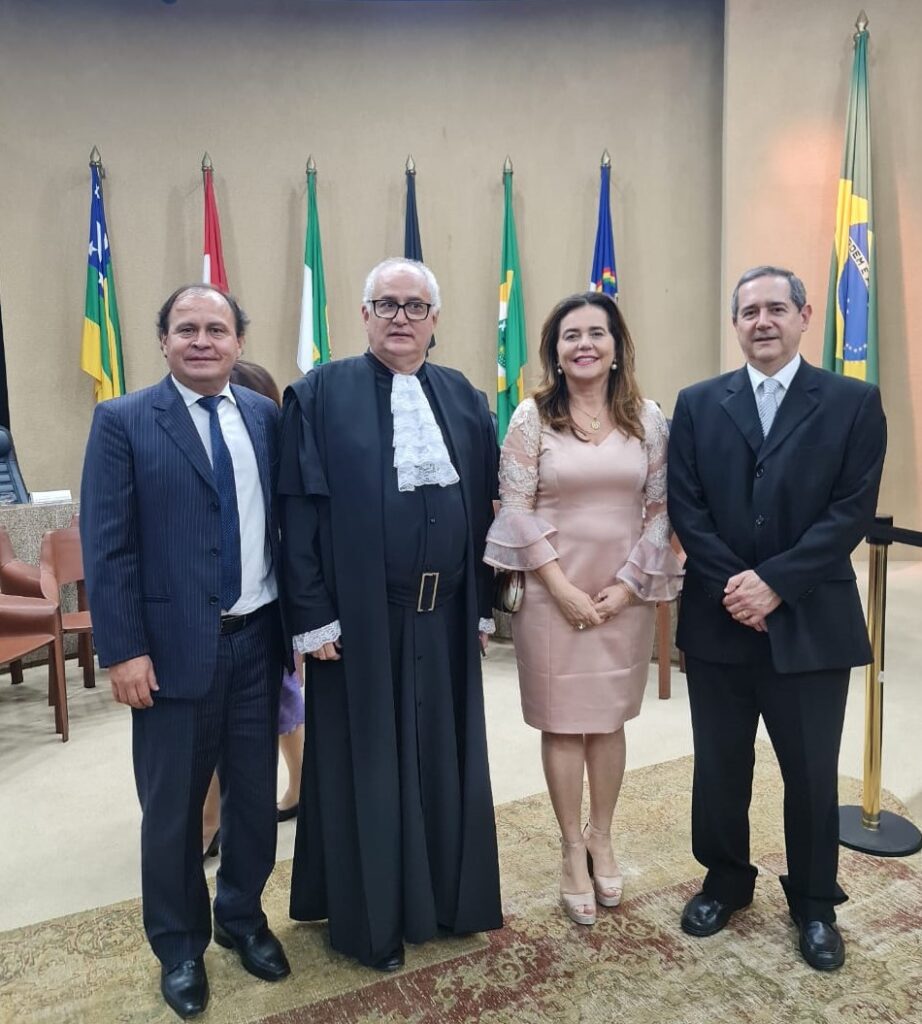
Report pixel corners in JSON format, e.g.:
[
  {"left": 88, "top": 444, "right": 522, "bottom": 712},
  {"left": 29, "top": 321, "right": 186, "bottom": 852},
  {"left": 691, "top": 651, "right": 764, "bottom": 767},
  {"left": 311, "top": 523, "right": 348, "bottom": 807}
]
[
  {"left": 730, "top": 266, "right": 807, "bottom": 321},
  {"left": 156, "top": 284, "right": 250, "bottom": 338}
]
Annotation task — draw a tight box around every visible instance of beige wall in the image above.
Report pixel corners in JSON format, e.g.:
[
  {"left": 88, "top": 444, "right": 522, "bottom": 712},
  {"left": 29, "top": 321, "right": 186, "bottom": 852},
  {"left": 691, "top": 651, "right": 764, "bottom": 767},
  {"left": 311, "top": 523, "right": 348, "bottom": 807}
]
[
  {"left": 723, "top": 0, "right": 922, "bottom": 554},
  {"left": 0, "top": 0, "right": 723, "bottom": 497}
]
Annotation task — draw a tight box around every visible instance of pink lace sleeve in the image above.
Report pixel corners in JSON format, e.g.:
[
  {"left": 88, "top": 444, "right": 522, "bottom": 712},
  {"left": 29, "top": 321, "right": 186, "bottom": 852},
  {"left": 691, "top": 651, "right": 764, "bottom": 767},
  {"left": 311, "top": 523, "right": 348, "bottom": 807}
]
[
  {"left": 484, "top": 400, "right": 559, "bottom": 571},
  {"left": 616, "top": 401, "right": 685, "bottom": 602}
]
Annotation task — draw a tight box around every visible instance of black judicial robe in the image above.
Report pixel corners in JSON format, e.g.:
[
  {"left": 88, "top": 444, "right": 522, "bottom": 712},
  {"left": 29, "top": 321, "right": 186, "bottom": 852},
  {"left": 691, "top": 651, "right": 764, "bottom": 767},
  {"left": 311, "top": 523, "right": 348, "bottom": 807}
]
[{"left": 279, "top": 353, "right": 503, "bottom": 965}]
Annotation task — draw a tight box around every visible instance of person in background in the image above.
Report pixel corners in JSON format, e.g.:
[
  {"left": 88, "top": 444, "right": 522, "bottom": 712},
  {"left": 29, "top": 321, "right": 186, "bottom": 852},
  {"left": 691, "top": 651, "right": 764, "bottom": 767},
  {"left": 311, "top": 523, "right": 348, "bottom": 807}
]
[{"left": 485, "top": 291, "right": 683, "bottom": 926}]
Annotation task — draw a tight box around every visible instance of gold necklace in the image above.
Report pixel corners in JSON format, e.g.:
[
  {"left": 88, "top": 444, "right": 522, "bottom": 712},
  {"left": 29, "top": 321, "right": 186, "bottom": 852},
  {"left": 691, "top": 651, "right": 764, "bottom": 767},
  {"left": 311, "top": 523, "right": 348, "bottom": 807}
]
[{"left": 571, "top": 401, "right": 607, "bottom": 431}]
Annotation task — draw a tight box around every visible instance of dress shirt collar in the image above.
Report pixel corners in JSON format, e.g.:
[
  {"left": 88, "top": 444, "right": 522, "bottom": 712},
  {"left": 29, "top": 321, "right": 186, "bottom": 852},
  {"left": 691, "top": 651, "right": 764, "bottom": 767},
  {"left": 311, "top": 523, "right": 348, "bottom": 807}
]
[
  {"left": 746, "top": 352, "right": 801, "bottom": 394},
  {"left": 364, "top": 349, "right": 428, "bottom": 383},
  {"left": 171, "top": 375, "right": 236, "bottom": 408}
]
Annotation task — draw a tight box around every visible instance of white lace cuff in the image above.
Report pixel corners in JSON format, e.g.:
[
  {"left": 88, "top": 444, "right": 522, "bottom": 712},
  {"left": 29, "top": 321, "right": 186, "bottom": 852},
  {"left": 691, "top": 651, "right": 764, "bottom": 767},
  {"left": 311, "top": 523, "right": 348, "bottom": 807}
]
[
  {"left": 478, "top": 618, "right": 496, "bottom": 635},
  {"left": 293, "top": 620, "right": 341, "bottom": 653},
  {"left": 391, "top": 373, "right": 460, "bottom": 492}
]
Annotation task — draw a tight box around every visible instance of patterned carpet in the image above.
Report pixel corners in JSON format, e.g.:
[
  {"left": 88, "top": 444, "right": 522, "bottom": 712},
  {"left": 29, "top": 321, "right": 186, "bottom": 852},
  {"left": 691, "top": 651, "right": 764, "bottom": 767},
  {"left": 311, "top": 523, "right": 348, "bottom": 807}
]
[{"left": 2, "top": 743, "right": 921, "bottom": 1024}]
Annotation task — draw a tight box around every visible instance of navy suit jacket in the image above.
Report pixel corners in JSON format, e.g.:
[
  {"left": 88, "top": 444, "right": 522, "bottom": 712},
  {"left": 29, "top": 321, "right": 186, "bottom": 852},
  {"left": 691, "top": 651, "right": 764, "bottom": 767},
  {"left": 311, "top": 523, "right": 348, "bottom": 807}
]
[
  {"left": 80, "top": 375, "right": 283, "bottom": 699},
  {"left": 667, "top": 359, "right": 886, "bottom": 674}
]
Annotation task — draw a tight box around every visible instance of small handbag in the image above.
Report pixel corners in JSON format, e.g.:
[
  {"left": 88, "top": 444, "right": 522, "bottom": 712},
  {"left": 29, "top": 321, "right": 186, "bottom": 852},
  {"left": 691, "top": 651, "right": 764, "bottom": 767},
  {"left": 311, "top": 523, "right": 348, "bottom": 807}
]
[{"left": 493, "top": 569, "right": 525, "bottom": 614}]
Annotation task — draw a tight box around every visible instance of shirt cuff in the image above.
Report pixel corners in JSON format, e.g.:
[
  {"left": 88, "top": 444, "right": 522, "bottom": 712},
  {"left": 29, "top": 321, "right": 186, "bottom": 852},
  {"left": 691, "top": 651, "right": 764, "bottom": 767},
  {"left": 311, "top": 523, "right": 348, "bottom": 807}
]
[
  {"left": 293, "top": 620, "right": 341, "bottom": 653},
  {"left": 478, "top": 617, "right": 496, "bottom": 635}
]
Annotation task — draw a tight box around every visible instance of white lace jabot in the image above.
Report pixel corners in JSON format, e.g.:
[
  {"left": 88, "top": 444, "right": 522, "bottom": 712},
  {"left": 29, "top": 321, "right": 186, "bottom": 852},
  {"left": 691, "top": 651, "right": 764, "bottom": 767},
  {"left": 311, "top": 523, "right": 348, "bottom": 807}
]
[{"left": 391, "top": 373, "right": 460, "bottom": 492}]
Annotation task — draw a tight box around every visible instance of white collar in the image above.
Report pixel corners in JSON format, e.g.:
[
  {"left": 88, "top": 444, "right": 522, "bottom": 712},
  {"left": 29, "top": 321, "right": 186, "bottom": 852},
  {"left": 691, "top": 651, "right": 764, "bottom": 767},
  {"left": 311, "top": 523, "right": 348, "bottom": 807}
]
[
  {"left": 171, "top": 375, "right": 236, "bottom": 409},
  {"left": 746, "top": 352, "right": 801, "bottom": 393}
]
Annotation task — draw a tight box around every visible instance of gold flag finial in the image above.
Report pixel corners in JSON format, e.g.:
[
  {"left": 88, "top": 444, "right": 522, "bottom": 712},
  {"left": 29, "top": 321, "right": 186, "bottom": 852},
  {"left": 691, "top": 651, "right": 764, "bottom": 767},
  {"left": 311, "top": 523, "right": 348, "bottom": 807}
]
[
  {"left": 503, "top": 155, "right": 513, "bottom": 175},
  {"left": 601, "top": 149, "right": 611, "bottom": 168},
  {"left": 855, "top": 10, "right": 869, "bottom": 34},
  {"left": 406, "top": 154, "right": 416, "bottom": 175},
  {"left": 201, "top": 152, "right": 213, "bottom": 172},
  {"left": 306, "top": 155, "right": 317, "bottom": 176}
]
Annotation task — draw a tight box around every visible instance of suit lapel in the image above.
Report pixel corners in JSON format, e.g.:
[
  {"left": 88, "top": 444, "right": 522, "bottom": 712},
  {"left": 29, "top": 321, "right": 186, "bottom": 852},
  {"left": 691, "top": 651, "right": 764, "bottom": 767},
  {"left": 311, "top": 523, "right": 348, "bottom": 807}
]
[
  {"left": 720, "top": 367, "right": 763, "bottom": 454},
  {"left": 152, "top": 376, "right": 216, "bottom": 492},
  {"left": 758, "top": 360, "right": 820, "bottom": 460}
]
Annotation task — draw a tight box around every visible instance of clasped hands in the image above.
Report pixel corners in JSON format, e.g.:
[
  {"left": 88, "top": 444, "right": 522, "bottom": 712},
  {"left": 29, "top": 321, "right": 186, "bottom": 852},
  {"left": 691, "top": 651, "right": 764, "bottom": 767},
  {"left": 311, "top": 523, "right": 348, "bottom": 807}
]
[
  {"left": 722, "top": 569, "right": 781, "bottom": 632},
  {"left": 555, "top": 581, "right": 635, "bottom": 631}
]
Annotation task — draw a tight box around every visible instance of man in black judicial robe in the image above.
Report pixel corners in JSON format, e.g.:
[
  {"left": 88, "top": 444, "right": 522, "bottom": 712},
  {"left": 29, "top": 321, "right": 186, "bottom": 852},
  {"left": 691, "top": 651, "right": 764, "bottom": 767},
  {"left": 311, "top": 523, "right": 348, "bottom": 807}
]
[{"left": 279, "top": 257, "right": 503, "bottom": 970}]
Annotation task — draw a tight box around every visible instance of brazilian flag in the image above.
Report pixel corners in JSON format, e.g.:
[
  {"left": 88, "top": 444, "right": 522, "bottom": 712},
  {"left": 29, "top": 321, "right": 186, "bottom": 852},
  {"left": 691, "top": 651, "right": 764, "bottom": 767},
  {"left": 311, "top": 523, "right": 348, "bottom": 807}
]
[
  {"left": 823, "top": 23, "right": 877, "bottom": 384},
  {"left": 80, "top": 164, "right": 124, "bottom": 401},
  {"left": 497, "top": 165, "right": 527, "bottom": 441}
]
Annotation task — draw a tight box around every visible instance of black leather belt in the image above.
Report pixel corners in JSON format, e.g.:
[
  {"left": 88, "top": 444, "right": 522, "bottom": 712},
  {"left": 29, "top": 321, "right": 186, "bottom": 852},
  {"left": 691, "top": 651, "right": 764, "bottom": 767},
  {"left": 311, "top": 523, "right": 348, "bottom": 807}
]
[
  {"left": 387, "top": 568, "right": 465, "bottom": 612},
  {"left": 220, "top": 602, "right": 271, "bottom": 635}
]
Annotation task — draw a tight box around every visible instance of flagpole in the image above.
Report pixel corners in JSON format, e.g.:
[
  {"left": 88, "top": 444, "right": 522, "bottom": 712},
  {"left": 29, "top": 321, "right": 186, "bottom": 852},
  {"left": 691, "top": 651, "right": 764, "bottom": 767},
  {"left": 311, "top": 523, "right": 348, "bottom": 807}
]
[
  {"left": 89, "top": 145, "right": 104, "bottom": 178},
  {"left": 406, "top": 154, "right": 416, "bottom": 176},
  {"left": 601, "top": 149, "right": 610, "bottom": 169}
]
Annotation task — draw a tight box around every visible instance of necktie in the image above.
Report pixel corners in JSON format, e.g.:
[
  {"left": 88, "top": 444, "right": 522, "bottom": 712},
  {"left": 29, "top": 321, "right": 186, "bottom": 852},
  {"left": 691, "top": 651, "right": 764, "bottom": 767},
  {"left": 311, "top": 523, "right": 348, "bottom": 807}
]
[
  {"left": 198, "top": 395, "right": 242, "bottom": 609},
  {"left": 757, "top": 377, "right": 781, "bottom": 438}
]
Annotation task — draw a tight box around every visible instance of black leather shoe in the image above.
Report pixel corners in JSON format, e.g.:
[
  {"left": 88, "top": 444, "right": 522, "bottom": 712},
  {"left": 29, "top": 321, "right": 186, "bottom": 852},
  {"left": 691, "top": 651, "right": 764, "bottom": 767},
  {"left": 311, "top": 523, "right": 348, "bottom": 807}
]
[
  {"left": 371, "top": 945, "right": 405, "bottom": 972},
  {"left": 160, "top": 958, "right": 208, "bottom": 1019},
  {"left": 792, "top": 916, "right": 845, "bottom": 970},
  {"left": 213, "top": 921, "right": 291, "bottom": 981},
  {"left": 680, "top": 892, "right": 746, "bottom": 936}
]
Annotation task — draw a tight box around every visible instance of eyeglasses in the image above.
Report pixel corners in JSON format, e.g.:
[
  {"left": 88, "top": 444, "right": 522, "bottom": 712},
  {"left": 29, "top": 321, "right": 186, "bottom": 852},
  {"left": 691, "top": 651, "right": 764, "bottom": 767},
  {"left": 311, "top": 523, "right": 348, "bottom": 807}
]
[{"left": 370, "top": 299, "right": 432, "bottom": 321}]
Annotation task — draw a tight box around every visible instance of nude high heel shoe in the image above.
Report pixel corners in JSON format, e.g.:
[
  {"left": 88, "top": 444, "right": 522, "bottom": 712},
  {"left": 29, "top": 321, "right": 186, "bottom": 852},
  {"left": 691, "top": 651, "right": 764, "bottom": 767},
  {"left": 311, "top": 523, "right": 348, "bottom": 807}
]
[
  {"left": 560, "top": 837, "right": 596, "bottom": 925},
  {"left": 584, "top": 821, "right": 623, "bottom": 907}
]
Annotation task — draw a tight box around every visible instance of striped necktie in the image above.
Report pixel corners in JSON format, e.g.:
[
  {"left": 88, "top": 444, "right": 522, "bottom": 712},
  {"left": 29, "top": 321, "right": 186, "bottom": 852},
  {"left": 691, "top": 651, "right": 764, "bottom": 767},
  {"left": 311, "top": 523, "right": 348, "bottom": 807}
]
[
  {"left": 198, "top": 395, "right": 242, "bottom": 610},
  {"left": 756, "top": 377, "right": 781, "bottom": 439}
]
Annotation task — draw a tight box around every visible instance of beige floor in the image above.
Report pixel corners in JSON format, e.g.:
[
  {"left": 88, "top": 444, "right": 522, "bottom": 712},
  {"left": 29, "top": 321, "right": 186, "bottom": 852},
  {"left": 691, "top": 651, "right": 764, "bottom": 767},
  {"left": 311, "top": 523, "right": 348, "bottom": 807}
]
[{"left": 1, "top": 562, "right": 920, "bottom": 934}]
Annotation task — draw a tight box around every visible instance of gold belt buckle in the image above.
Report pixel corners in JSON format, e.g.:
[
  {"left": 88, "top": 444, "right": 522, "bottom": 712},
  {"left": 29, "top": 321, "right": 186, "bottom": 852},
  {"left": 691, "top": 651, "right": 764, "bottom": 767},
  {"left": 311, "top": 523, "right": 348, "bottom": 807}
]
[{"left": 417, "top": 571, "right": 440, "bottom": 613}]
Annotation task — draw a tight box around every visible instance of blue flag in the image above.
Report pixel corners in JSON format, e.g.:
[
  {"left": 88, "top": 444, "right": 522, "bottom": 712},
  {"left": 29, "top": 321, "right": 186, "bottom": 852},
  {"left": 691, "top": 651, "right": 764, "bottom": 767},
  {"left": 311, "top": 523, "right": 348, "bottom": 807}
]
[{"left": 590, "top": 163, "right": 618, "bottom": 298}]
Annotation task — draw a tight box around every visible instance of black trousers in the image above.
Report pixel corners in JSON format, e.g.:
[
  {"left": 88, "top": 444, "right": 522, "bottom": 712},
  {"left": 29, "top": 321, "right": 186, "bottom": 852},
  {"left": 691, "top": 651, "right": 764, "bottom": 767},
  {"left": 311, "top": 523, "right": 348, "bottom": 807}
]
[
  {"left": 685, "top": 655, "right": 849, "bottom": 923},
  {"left": 132, "top": 608, "right": 282, "bottom": 965}
]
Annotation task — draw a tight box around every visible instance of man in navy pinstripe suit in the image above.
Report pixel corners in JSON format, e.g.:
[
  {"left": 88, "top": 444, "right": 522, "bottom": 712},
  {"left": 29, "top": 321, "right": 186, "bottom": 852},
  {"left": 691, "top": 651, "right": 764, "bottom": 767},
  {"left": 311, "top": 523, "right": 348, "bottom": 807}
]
[{"left": 81, "top": 285, "right": 292, "bottom": 1019}]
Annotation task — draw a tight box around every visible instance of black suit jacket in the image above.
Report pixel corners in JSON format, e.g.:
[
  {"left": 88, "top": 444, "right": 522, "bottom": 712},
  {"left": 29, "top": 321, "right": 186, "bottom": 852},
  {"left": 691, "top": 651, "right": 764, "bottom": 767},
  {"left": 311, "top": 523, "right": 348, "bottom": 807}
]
[{"left": 667, "top": 359, "right": 886, "bottom": 674}]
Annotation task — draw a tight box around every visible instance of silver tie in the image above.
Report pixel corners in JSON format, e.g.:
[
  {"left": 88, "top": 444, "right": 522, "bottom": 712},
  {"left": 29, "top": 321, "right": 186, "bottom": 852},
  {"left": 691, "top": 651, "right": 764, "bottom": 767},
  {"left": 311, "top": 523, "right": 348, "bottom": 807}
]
[{"left": 757, "top": 378, "right": 781, "bottom": 438}]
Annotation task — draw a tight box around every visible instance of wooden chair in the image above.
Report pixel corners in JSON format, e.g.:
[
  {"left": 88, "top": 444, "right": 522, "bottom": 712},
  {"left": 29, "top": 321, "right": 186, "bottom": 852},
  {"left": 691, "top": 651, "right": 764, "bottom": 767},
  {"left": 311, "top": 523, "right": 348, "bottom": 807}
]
[
  {"left": 39, "top": 526, "right": 95, "bottom": 689},
  {"left": 0, "top": 593, "right": 68, "bottom": 741},
  {"left": 0, "top": 525, "right": 43, "bottom": 685},
  {"left": 654, "top": 536, "right": 686, "bottom": 699}
]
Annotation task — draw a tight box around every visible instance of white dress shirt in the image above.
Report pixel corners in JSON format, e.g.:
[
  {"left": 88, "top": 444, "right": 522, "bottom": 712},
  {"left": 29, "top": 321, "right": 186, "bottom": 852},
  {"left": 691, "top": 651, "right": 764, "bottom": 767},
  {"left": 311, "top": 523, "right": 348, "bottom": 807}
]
[
  {"left": 172, "top": 376, "right": 277, "bottom": 615},
  {"left": 746, "top": 352, "right": 801, "bottom": 408}
]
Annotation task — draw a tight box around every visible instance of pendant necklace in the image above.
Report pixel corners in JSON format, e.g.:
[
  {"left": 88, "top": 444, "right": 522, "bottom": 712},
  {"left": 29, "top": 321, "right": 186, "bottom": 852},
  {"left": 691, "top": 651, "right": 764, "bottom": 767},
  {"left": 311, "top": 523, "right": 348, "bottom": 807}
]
[{"left": 572, "top": 401, "right": 606, "bottom": 431}]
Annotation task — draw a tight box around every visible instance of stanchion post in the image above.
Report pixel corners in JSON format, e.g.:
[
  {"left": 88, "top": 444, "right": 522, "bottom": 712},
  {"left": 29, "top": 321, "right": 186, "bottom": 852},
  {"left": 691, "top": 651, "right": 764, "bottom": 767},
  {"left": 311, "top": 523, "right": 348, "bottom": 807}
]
[
  {"left": 840, "top": 514, "right": 922, "bottom": 856},
  {"left": 860, "top": 539, "right": 885, "bottom": 828}
]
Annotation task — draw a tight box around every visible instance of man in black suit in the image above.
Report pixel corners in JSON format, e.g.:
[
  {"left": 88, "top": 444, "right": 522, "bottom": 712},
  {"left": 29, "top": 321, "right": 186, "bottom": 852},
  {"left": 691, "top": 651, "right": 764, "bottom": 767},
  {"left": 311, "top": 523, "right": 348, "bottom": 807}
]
[
  {"left": 81, "top": 286, "right": 292, "bottom": 1018},
  {"left": 667, "top": 265, "right": 886, "bottom": 970}
]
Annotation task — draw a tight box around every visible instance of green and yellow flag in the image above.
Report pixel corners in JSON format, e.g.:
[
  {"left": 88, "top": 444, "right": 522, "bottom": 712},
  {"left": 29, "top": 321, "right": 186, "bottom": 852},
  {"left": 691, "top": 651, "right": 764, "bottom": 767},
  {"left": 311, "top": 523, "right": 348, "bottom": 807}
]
[
  {"left": 81, "top": 161, "right": 124, "bottom": 401},
  {"left": 497, "top": 162, "right": 527, "bottom": 441},
  {"left": 297, "top": 158, "right": 331, "bottom": 372},
  {"left": 823, "top": 20, "right": 877, "bottom": 384}
]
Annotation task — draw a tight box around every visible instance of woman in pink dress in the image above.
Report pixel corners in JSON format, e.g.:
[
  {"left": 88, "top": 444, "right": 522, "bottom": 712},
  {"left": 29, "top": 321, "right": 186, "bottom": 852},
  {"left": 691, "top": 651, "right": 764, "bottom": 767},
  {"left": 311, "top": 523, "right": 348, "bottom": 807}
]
[{"left": 485, "top": 292, "right": 682, "bottom": 925}]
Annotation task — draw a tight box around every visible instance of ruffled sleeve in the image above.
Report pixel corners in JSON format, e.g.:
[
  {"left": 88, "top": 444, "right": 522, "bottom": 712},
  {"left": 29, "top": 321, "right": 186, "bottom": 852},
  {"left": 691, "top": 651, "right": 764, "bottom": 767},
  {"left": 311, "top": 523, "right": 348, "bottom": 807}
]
[
  {"left": 615, "top": 400, "right": 685, "bottom": 602},
  {"left": 484, "top": 399, "right": 559, "bottom": 571}
]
